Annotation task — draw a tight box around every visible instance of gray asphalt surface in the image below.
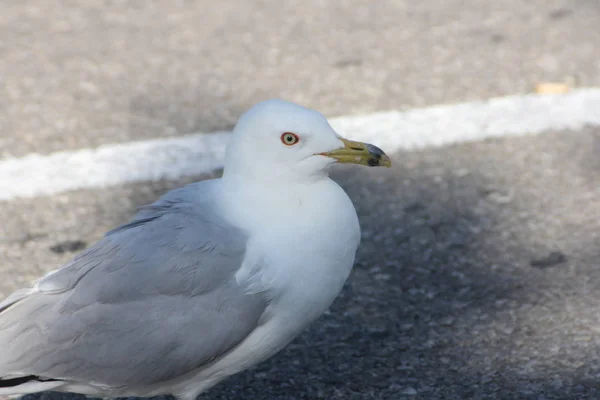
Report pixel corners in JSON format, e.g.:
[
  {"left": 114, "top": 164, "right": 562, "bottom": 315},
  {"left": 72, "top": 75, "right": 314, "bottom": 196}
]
[
  {"left": 1, "top": 0, "right": 599, "bottom": 158},
  {"left": 1, "top": 1, "right": 600, "bottom": 399}
]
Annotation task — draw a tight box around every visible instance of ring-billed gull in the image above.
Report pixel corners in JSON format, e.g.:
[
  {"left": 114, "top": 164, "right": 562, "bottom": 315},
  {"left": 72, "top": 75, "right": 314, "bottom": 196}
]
[{"left": 0, "top": 99, "right": 391, "bottom": 399}]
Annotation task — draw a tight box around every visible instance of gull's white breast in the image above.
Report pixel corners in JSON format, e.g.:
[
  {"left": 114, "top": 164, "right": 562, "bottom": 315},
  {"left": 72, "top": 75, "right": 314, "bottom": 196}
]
[{"left": 172, "top": 177, "right": 361, "bottom": 399}]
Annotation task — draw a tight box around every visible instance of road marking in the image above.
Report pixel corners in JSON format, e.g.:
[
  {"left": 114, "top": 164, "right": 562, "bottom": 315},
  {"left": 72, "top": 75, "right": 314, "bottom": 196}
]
[{"left": 1, "top": 89, "right": 599, "bottom": 201}]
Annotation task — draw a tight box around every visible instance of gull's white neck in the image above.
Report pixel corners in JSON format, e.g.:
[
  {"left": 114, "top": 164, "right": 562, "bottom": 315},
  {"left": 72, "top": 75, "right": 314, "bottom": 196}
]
[
  {"left": 219, "top": 172, "right": 342, "bottom": 231},
  {"left": 218, "top": 170, "right": 361, "bottom": 328}
]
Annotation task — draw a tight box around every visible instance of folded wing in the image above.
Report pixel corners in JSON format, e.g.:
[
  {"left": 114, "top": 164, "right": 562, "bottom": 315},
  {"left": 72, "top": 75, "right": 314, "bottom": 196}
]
[{"left": 0, "top": 182, "right": 267, "bottom": 389}]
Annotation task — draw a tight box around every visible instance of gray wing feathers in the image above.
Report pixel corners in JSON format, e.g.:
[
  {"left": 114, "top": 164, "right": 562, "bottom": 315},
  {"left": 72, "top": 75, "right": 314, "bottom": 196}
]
[
  {"left": 0, "top": 182, "right": 267, "bottom": 387},
  {"left": 0, "top": 288, "right": 35, "bottom": 313}
]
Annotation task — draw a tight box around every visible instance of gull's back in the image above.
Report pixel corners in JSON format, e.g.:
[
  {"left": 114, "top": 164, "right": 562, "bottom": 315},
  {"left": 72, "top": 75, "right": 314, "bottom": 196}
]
[{"left": 0, "top": 180, "right": 268, "bottom": 398}]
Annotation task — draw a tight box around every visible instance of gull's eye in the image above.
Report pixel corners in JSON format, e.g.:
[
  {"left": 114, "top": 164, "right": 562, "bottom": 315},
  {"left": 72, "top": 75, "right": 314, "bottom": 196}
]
[{"left": 281, "top": 132, "right": 300, "bottom": 146}]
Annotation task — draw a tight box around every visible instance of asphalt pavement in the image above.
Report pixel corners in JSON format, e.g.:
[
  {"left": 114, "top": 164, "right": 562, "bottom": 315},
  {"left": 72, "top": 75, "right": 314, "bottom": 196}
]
[
  {"left": 1, "top": 1, "right": 600, "bottom": 399},
  {"left": 1, "top": 0, "right": 599, "bottom": 158}
]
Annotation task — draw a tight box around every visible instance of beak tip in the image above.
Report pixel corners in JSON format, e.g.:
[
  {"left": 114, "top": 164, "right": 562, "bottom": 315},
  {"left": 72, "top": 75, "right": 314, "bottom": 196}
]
[
  {"left": 366, "top": 144, "right": 391, "bottom": 168},
  {"left": 377, "top": 155, "right": 392, "bottom": 168}
]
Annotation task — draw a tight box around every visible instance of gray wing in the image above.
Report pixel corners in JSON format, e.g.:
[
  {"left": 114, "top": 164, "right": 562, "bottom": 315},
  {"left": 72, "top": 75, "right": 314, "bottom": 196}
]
[{"left": 0, "top": 182, "right": 268, "bottom": 388}]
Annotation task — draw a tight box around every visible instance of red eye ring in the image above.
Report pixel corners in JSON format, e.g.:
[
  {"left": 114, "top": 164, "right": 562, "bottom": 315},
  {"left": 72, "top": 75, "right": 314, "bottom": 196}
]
[{"left": 281, "top": 132, "right": 300, "bottom": 146}]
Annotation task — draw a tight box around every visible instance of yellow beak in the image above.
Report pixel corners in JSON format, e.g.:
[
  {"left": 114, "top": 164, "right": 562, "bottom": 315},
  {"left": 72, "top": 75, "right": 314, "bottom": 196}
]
[{"left": 320, "top": 138, "right": 392, "bottom": 167}]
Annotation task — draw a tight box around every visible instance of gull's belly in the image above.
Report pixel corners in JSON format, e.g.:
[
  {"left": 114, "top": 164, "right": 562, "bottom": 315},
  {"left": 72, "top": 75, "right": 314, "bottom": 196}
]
[
  {"left": 266, "top": 187, "right": 362, "bottom": 330},
  {"left": 172, "top": 183, "right": 362, "bottom": 399}
]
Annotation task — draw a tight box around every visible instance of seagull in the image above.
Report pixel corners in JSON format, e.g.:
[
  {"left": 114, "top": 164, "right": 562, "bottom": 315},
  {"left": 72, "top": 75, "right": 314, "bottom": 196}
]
[{"left": 0, "top": 99, "right": 391, "bottom": 399}]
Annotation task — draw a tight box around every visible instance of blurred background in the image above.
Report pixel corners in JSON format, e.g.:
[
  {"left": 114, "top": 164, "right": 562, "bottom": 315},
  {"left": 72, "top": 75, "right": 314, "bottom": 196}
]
[{"left": 1, "top": 1, "right": 600, "bottom": 399}]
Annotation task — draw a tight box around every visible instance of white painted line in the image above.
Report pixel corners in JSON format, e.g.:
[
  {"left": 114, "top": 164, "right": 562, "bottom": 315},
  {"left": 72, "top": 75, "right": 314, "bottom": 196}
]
[
  {"left": 0, "top": 132, "right": 231, "bottom": 201},
  {"left": 332, "top": 88, "right": 600, "bottom": 151},
  {"left": 1, "top": 89, "right": 599, "bottom": 201}
]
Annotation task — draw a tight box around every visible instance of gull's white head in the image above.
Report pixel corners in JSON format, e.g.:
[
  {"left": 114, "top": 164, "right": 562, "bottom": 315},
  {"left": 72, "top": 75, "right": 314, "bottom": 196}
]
[{"left": 223, "top": 99, "right": 390, "bottom": 183}]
